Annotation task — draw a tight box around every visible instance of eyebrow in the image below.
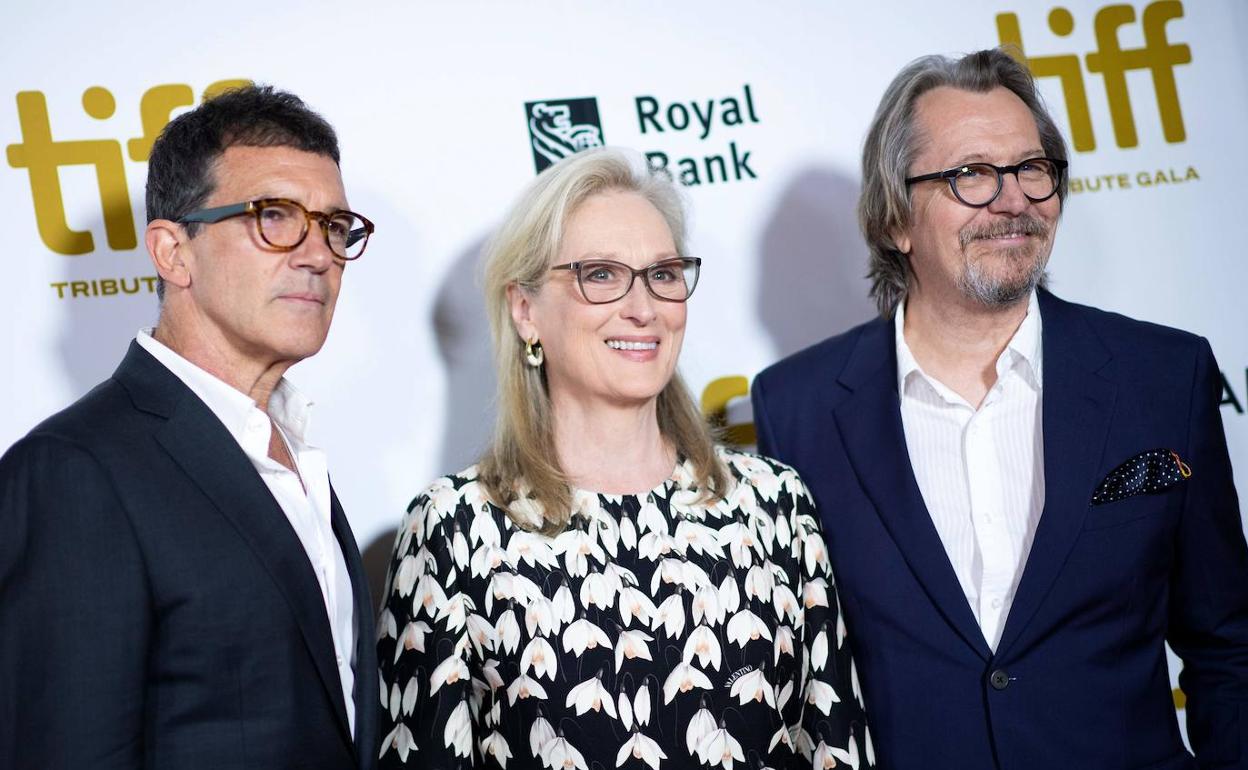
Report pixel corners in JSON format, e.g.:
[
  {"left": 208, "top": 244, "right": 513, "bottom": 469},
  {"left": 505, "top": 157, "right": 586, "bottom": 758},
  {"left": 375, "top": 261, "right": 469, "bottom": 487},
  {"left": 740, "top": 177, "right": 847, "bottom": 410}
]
[
  {"left": 254, "top": 194, "right": 349, "bottom": 213},
  {"left": 949, "top": 149, "right": 1047, "bottom": 167},
  {"left": 577, "top": 251, "right": 681, "bottom": 262}
]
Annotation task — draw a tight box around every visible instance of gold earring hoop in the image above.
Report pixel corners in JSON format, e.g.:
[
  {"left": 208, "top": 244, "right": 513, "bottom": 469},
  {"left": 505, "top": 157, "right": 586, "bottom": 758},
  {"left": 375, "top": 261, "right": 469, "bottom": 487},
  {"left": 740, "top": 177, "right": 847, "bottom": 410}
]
[{"left": 524, "top": 339, "right": 544, "bottom": 367}]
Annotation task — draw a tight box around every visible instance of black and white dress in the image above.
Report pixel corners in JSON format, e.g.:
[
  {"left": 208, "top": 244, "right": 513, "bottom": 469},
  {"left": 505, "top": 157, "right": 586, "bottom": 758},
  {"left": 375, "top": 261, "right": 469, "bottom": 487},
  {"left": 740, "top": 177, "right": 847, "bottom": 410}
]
[{"left": 377, "top": 448, "right": 873, "bottom": 769}]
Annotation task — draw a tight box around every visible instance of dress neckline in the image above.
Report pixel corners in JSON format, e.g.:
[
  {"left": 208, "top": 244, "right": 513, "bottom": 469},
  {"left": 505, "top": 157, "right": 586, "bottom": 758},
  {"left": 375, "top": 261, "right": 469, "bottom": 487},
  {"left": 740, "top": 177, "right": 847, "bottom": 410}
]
[{"left": 569, "top": 455, "right": 690, "bottom": 500}]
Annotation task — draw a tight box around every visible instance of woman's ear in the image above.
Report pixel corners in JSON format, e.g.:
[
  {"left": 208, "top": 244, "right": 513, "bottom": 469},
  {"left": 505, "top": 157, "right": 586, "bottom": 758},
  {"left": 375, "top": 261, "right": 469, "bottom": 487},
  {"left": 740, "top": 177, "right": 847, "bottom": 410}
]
[{"left": 507, "top": 282, "right": 539, "bottom": 343}]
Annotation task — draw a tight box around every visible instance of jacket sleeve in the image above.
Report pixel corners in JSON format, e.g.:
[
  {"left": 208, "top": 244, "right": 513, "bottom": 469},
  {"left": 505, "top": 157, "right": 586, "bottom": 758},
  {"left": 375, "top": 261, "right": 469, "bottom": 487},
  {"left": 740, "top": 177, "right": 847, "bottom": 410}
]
[
  {"left": 0, "top": 434, "right": 151, "bottom": 770},
  {"left": 1167, "top": 338, "right": 1248, "bottom": 767},
  {"left": 751, "top": 373, "right": 780, "bottom": 460}
]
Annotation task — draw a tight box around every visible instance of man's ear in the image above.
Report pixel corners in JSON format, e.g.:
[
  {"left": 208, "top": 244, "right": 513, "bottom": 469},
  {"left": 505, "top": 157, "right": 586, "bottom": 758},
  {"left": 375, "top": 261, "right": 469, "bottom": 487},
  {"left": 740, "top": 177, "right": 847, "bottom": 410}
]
[
  {"left": 507, "top": 282, "right": 539, "bottom": 343},
  {"left": 146, "top": 219, "right": 192, "bottom": 290},
  {"left": 891, "top": 226, "right": 912, "bottom": 257}
]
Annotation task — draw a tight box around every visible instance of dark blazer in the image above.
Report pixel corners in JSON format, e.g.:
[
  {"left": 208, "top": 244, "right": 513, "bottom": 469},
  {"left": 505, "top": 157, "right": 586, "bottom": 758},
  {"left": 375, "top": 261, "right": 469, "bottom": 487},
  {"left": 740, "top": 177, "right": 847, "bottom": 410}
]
[
  {"left": 752, "top": 290, "right": 1248, "bottom": 769},
  {"left": 0, "top": 342, "right": 379, "bottom": 770}
]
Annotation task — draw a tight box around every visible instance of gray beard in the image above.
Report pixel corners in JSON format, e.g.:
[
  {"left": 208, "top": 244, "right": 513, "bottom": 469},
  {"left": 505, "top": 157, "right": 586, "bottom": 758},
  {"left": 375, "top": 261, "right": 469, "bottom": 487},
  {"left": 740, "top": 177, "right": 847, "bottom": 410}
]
[
  {"left": 959, "top": 250, "right": 1046, "bottom": 306},
  {"left": 957, "top": 215, "right": 1051, "bottom": 306}
]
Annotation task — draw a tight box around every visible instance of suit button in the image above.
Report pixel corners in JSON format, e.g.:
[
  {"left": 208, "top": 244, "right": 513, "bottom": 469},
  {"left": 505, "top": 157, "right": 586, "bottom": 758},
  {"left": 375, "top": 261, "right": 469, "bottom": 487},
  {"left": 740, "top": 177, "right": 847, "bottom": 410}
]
[{"left": 990, "top": 669, "right": 1010, "bottom": 690}]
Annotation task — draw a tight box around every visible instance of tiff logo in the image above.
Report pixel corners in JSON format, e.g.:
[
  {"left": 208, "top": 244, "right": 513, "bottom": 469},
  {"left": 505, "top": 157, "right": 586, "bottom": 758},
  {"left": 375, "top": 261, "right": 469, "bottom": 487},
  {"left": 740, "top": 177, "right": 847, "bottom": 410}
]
[
  {"left": 6, "top": 80, "right": 247, "bottom": 255},
  {"left": 997, "top": 1, "right": 1190, "bottom": 152}
]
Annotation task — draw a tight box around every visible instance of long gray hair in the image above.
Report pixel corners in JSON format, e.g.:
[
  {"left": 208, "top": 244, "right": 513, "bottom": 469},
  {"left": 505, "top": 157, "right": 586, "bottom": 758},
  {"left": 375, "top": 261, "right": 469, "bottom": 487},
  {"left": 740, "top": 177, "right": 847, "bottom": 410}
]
[{"left": 859, "top": 47, "right": 1069, "bottom": 318}]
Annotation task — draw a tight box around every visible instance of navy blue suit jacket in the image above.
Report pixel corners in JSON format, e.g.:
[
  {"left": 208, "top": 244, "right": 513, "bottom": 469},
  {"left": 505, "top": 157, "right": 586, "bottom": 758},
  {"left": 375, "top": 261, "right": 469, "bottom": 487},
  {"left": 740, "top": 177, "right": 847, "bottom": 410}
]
[
  {"left": 0, "top": 342, "right": 379, "bottom": 770},
  {"left": 752, "top": 290, "right": 1248, "bottom": 769}
]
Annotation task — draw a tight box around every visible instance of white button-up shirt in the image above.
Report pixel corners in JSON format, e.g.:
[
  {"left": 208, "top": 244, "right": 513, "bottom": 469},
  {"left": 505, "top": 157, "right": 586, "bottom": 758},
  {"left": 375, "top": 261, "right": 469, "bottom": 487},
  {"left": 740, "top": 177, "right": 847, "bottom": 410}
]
[
  {"left": 137, "top": 330, "right": 358, "bottom": 734},
  {"left": 894, "top": 293, "right": 1045, "bottom": 651}
]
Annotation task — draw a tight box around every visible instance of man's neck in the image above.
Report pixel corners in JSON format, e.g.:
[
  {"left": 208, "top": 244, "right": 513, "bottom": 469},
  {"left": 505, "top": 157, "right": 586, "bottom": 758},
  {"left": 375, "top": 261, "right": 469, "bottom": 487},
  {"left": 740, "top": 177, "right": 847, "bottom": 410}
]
[
  {"left": 902, "top": 289, "right": 1031, "bottom": 408},
  {"left": 152, "top": 321, "right": 289, "bottom": 415}
]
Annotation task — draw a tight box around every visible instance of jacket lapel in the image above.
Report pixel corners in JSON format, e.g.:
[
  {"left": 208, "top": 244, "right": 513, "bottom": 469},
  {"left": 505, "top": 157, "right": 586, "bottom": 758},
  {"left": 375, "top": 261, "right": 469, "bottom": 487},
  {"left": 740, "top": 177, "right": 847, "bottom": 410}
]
[
  {"left": 994, "top": 291, "right": 1116, "bottom": 659},
  {"left": 832, "top": 320, "right": 993, "bottom": 661},
  {"left": 114, "top": 343, "right": 355, "bottom": 746},
  {"left": 331, "top": 486, "right": 378, "bottom": 767}
]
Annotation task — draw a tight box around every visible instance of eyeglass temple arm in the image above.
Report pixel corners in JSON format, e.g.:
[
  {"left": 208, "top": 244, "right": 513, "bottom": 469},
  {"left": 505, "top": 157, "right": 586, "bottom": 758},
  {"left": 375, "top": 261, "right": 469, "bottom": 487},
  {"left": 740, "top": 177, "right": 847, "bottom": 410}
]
[
  {"left": 904, "top": 170, "right": 958, "bottom": 185},
  {"left": 177, "top": 201, "right": 252, "bottom": 224}
]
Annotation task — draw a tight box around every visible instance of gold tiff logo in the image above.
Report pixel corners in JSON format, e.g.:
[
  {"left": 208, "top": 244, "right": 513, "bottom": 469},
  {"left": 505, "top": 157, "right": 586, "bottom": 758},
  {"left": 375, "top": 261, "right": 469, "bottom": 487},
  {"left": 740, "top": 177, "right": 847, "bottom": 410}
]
[
  {"left": 6, "top": 80, "right": 248, "bottom": 255},
  {"left": 996, "top": 1, "right": 1190, "bottom": 152}
]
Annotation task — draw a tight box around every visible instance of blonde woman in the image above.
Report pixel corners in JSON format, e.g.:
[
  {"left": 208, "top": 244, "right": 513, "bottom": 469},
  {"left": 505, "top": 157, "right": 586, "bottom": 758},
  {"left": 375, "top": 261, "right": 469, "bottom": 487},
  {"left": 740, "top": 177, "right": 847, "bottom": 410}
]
[{"left": 377, "top": 148, "right": 872, "bottom": 769}]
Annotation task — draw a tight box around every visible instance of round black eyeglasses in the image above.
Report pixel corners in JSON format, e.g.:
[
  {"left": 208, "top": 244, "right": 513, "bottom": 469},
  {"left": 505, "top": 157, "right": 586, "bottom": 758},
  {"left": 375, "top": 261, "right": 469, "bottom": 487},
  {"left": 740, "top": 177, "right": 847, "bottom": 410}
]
[{"left": 905, "top": 157, "right": 1068, "bottom": 208}]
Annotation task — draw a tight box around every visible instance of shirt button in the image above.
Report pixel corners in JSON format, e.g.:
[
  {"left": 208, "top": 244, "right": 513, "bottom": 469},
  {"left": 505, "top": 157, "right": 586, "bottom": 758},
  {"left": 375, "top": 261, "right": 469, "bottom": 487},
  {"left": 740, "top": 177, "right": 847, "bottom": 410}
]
[
  {"left": 990, "top": 598, "right": 1003, "bottom": 609},
  {"left": 990, "top": 669, "right": 1010, "bottom": 690}
]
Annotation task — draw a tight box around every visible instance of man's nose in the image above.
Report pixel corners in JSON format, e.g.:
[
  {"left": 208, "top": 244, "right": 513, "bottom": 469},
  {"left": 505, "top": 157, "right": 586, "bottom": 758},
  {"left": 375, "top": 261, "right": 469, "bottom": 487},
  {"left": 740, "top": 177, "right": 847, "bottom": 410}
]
[
  {"left": 289, "top": 220, "right": 337, "bottom": 272},
  {"left": 988, "top": 172, "right": 1030, "bottom": 215}
]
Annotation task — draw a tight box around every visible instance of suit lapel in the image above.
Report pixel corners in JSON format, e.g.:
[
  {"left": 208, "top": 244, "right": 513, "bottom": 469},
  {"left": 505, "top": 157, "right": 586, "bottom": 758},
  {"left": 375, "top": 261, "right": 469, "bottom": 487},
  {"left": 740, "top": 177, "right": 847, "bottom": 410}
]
[
  {"left": 832, "top": 321, "right": 993, "bottom": 661},
  {"left": 994, "top": 291, "right": 1116, "bottom": 659},
  {"left": 331, "top": 486, "right": 378, "bottom": 766},
  {"left": 115, "top": 343, "right": 355, "bottom": 746}
]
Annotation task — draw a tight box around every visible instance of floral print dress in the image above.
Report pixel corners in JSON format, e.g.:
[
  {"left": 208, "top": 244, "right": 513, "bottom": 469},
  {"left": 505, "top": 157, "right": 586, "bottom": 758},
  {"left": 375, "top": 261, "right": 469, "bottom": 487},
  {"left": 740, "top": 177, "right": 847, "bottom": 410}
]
[{"left": 377, "top": 449, "right": 873, "bottom": 769}]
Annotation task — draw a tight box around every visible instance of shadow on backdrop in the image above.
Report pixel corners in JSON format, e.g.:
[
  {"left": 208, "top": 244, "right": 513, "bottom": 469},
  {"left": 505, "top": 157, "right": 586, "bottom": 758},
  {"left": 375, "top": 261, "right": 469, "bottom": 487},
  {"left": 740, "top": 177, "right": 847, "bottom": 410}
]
[
  {"left": 361, "top": 234, "right": 497, "bottom": 610},
  {"left": 432, "top": 235, "right": 497, "bottom": 475},
  {"left": 756, "top": 167, "right": 876, "bottom": 360},
  {"left": 57, "top": 203, "right": 161, "bottom": 400}
]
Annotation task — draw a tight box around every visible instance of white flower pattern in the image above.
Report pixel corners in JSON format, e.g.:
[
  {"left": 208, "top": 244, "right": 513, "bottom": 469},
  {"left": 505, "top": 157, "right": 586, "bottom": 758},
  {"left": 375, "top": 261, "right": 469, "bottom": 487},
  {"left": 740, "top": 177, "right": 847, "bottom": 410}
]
[{"left": 378, "top": 449, "right": 871, "bottom": 768}]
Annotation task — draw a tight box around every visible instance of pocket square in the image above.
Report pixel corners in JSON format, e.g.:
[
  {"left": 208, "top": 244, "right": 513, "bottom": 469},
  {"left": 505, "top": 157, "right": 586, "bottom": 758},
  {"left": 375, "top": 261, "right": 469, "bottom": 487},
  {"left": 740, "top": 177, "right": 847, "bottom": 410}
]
[{"left": 1091, "top": 448, "right": 1191, "bottom": 505}]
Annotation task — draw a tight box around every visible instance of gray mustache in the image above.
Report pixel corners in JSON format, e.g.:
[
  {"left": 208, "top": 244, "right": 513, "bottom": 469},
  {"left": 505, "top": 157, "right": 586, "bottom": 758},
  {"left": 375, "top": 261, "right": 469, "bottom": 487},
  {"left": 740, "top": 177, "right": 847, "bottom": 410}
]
[{"left": 960, "top": 216, "right": 1049, "bottom": 248}]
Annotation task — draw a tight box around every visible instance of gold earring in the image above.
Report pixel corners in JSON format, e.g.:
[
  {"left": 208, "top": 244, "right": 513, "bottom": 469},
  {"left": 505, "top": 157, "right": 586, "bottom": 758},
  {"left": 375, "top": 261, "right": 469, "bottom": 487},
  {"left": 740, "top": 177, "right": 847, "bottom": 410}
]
[{"left": 524, "top": 338, "right": 544, "bottom": 367}]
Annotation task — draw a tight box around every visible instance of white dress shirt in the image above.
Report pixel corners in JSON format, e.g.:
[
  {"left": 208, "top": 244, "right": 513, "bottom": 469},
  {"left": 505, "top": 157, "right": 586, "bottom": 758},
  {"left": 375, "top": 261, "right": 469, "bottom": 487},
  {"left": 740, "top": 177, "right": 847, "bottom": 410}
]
[
  {"left": 136, "top": 330, "right": 358, "bottom": 734},
  {"left": 894, "top": 293, "right": 1045, "bottom": 651}
]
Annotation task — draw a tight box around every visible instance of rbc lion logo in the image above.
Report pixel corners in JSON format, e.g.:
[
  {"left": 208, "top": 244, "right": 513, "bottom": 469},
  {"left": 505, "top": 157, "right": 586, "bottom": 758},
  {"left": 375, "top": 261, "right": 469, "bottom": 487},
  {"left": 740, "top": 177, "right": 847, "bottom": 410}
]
[{"left": 525, "top": 97, "right": 605, "bottom": 173}]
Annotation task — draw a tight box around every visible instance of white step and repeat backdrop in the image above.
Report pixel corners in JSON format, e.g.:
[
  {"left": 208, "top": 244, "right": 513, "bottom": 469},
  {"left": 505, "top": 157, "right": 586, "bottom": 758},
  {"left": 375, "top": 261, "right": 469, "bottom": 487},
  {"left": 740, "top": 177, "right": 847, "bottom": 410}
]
[{"left": 3, "top": 0, "right": 1245, "bottom": 736}]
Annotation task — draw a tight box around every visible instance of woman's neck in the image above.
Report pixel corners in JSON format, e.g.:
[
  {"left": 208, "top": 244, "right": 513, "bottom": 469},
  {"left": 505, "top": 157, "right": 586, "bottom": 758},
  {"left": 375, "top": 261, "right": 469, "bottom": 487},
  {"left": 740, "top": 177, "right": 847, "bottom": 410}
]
[{"left": 551, "top": 393, "right": 675, "bottom": 495}]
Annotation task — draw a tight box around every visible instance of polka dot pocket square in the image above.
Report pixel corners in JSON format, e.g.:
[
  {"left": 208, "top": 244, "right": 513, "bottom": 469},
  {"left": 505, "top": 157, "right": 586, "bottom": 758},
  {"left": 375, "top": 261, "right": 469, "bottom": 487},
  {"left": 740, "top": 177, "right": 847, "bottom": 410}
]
[{"left": 1091, "top": 448, "right": 1192, "bottom": 505}]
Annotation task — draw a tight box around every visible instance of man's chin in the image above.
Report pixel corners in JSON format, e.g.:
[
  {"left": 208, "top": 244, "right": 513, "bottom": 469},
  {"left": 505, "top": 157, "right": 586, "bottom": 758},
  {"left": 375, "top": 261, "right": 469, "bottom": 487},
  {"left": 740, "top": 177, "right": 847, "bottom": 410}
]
[
  {"left": 959, "top": 266, "right": 1044, "bottom": 307},
  {"left": 269, "top": 335, "right": 330, "bottom": 365}
]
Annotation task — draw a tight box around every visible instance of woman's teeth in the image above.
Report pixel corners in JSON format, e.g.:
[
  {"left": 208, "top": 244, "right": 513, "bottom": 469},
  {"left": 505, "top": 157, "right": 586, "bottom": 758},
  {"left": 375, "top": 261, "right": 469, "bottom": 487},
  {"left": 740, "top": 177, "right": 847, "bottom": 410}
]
[{"left": 606, "top": 340, "right": 658, "bottom": 351}]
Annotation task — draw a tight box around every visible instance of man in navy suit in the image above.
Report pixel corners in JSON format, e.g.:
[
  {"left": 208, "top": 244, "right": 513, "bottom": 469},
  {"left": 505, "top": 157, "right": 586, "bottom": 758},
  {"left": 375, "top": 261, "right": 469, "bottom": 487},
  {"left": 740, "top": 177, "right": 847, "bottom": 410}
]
[
  {"left": 0, "top": 86, "right": 379, "bottom": 769},
  {"left": 753, "top": 49, "right": 1248, "bottom": 768}
]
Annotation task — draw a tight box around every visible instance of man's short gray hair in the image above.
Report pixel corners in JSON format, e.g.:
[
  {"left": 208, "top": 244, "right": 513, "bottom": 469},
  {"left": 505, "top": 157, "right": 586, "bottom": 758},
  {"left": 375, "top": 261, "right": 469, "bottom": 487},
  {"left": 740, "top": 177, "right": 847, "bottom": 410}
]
[{"left": 858, "top": 48, "right": 1069, "bottom": 318}]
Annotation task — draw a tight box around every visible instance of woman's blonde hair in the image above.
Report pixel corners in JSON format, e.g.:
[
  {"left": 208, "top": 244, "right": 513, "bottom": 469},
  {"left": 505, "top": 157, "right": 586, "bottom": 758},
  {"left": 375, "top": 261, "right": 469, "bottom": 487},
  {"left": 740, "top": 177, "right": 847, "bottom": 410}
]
[{"left": 479, "top": 147, "right": 727, "bottom": 533}]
